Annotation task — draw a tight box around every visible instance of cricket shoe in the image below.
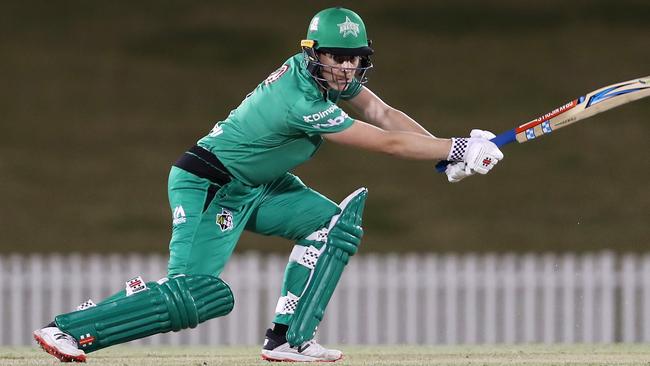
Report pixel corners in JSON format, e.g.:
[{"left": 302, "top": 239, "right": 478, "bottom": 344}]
[
  {"left": 261, "top": 328, "right": 342, "bottom": 362},
  {"left": 33, "top": 326, "right": 86, "bottom": 363}
]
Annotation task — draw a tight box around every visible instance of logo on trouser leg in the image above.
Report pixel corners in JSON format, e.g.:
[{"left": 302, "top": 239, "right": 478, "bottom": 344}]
[
  {"left": 172, "top": 205, "right": 187, "bottom": 225},
  {"left": 216, "top": 208, "right": 233, "bottom": 231}
]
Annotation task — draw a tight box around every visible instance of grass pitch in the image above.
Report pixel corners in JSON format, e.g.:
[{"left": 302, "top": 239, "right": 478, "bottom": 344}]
[{"left": 1, "top": 344, "right": 649, "bottom": 366}]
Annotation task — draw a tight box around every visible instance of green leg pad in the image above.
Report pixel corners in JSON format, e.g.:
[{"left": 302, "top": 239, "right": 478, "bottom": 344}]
[
  {"left": 55, "top": 275, "right": 234, "bottom": 353},
  {"left": 287, "top": 188, "right": 367, "bottom": 347}
]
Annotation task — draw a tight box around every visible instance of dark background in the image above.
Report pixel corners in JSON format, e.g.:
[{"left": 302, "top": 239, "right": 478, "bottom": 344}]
[{"left": 1, "top": 0, "right": 648, "bottom": 254}]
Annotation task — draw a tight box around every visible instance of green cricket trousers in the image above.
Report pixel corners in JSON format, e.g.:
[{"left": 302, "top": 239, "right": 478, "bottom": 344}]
[{"left": 168, "top": 146, "right": 340, "bottom": 325}]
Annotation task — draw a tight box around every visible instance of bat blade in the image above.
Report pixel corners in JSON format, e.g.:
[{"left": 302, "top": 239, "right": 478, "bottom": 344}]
[
  {"left": 512, "top": 75, "right": 650, "bottom": 144},
  {"left": 436, "top": 76, "right": 650, "bottom": 173}
]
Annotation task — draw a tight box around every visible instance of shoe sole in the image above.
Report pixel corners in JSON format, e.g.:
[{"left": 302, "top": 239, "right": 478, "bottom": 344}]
[
  {"left": 33, "top": 333, "right": 87, "bottom": 363},
  {"left": 261, "top": 353, "right": 343, "bottom": 362}
]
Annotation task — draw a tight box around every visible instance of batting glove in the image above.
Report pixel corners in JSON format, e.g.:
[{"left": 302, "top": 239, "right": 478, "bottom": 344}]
[
  {"left": 469, "top": 129, "right": 496, "bottom": 140},
  {"left": 447, "top": 129, "right": 504, "bottom": 175},
  {"left": 445, "top": 161, "right": 473, "bottom": 183}
]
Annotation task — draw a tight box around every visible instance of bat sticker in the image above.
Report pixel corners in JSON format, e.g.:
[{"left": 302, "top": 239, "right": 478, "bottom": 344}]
[{"left": 525, "top": 129, "right": 536, "bottom": 140}]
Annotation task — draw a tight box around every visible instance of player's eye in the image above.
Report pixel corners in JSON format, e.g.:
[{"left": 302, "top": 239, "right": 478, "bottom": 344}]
[{"left": 332, "top": 55, "right": 360, "bottom": 65}]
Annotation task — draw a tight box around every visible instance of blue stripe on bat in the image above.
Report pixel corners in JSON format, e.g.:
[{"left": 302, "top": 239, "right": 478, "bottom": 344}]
[{"left": 587, "top": 85, "right": 650, "bottom": 107}]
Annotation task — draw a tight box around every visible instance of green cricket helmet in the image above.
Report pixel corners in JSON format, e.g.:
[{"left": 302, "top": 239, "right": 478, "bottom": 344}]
[{"left": 301, "top": 7, "right": 374, "bottom": 91}]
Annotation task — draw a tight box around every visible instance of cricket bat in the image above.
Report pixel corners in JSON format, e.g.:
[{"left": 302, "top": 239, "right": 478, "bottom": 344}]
[{"left": 436, "top": 75, "right": 650, "bottom": 172}]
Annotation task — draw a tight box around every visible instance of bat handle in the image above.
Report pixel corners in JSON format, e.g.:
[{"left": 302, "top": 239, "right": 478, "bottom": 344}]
[{"left": 434, "top": 129, "right": 516, "bottom": 173}]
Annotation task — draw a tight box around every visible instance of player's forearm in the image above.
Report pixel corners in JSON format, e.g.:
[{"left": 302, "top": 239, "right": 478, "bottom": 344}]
[
  {"left": 382, "top": 131, "right": 451, "bottom": 160},
  {"left": 377, "top": 107, "right": 434, "bottom": 137},
  {"left": 325, "top": 120, "right": 450, "bottom": 161}
]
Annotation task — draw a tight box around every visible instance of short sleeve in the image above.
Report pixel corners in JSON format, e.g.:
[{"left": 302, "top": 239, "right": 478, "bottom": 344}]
[{"left": 288, "top": 98, "right": 354, "bottom": 136}]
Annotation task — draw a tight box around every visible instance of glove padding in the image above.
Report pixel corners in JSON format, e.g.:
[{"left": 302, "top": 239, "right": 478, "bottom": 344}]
[
  {"left": 465, "top": 129, "right": 503, "bottom": 174},
  {"left": 469, "top": 129, "right": 496, "bottom": 140},
  {"left": 445, "top": 161, "right": 472, "bottom": 183},
  {"left": 444, "top": 129, "right": 503, "bottom": 182}
]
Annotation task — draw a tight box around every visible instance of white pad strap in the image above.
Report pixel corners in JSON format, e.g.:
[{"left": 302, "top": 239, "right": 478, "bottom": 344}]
[
  {"left": 275, "top": 291, "right": 300, "bottom": 315},
  {"left": 76, "top": 299, "right": 97, "bottom": 311},
  {"left": 289, "top": 245, "right": 321, "bottom": 270},
  {"left": 304, "top": 227, "right": 329, "bottom": 243}
]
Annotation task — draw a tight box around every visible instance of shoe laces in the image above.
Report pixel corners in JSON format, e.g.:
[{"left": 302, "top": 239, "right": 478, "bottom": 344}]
[
  {"left": 298, "top": 339, "right": 325, "bottom": 353},
  {"left": 53, "top": 332, "right": 79, "bottom": 348}
]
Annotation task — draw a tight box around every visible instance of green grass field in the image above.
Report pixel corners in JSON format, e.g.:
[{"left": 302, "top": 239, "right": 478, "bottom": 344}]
[{"left": 2, "top": 344, "right": 650, "bottom": 366}]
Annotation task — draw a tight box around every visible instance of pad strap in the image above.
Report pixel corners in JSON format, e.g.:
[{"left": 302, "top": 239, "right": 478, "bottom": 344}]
[
  {"left": 304, "top": 227, "right": 329, "bottom": 243},
  {"left": 275, "top": 291, "right": 300, "bottom": 315},
  {"left": 289, "top": 245, "right": 321, "bottom": 270},
  {"left": 76, "top": 299, "right": 97, "bottom": 311}
]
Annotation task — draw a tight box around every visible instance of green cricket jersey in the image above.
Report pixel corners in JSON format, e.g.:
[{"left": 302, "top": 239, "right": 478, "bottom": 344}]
[{"left": 197, "top": 54, "right": 362, "bottom": 186}]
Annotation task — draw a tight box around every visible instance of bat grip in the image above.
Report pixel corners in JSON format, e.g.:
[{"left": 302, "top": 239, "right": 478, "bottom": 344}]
[{"left": 435, "top": 129, "right": 516, "bottom": 173}]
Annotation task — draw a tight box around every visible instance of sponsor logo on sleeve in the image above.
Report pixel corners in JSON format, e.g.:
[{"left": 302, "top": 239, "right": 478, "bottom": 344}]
[{"left": 303, "top": 105, "right": 349, "bottom": 129}]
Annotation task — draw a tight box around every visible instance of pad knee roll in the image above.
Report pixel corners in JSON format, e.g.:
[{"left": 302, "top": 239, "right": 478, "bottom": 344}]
[{"left": 55, "top": 275, "right": 234, "bottom": 353}]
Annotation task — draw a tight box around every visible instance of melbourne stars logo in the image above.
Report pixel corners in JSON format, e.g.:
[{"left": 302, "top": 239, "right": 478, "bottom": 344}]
[
  {"left": 216, "top": 208, "right": 233, "bottom": 232},
  {"left": 337, "top": 16, "right": 360, "bottom": 37}
]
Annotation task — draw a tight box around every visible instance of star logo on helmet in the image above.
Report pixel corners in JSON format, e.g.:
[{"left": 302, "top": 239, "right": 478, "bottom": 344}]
[{"left": 337, "top": 16, "right": 360, "bottom": 38}]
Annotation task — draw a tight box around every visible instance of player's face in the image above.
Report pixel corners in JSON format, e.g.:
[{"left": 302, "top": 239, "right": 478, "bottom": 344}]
[{"left": 317, "top": 53, "right": 361, "bottom": 91}]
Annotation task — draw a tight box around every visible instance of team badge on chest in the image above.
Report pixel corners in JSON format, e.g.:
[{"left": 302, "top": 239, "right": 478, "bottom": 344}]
[{"left": 216, "top": 208, "right": 234, "bottom": 231}]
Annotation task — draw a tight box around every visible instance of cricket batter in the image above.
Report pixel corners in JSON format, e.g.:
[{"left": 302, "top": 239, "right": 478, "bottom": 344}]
[{"left": 34, "top": 7, "right": 503, "bottom": 363}]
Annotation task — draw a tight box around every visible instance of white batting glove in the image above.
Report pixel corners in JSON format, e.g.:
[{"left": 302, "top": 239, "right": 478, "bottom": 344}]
[
  {"left": 469, "top": 129, "right": 496, "bottom": 140},
  {"left": 447, "top": 129, "right": 504, "bottom": 175},
  {"left": 445, "top": 162, "right": 473, "bottom": 183}
]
